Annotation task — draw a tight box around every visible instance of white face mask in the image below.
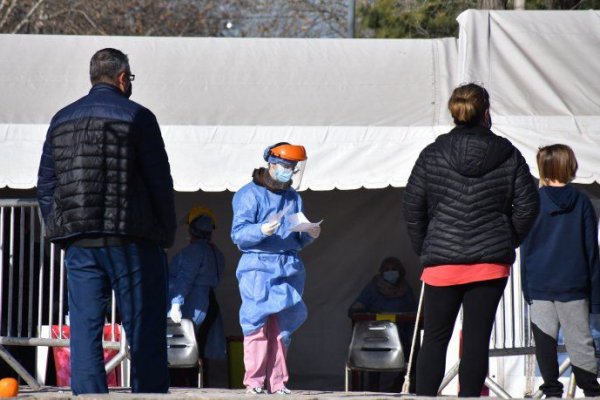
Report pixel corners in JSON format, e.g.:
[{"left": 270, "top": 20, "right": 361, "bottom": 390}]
[{"left": 382, "top": 270, "right": 400, "bottom": 284}]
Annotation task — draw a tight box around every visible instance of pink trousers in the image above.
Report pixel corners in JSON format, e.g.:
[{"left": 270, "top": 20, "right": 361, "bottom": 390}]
[{"left": 243, "top": 315, "right": 289, "bottom": 392}]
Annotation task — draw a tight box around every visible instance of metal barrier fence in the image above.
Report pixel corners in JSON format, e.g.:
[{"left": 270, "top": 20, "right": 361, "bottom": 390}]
[
  {"left": 0, "top": 199, "right": 127, "bottom": 389},
  {"left": 438, "top": 251, "right": 571, "bottom": 398}
]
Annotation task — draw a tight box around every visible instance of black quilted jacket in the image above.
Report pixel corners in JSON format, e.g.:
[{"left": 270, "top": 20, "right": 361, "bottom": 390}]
[
  {"left": 403, "top": 125, "right": 539, "bottom": 267},
  {"left": 37, "top": 84, "right": 177, "bottom": 247}
]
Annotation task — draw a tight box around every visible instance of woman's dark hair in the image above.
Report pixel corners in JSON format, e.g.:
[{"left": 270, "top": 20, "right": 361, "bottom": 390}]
[{"left": 448, "top": 83, "right": 490, "bottom": 126}]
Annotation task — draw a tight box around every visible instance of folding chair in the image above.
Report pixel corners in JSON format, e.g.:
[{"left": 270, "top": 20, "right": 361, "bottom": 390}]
[
  {"left": 345, "top": 320, "right": 406, "bottom": 391},
  {"left": 166, "top": 319, "right": 203, "bottom": 387}
]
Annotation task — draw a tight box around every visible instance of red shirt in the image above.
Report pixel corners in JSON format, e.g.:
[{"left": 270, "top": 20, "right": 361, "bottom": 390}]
[{"left": 421, "top": 263, "right": 510, "bottom": 286}]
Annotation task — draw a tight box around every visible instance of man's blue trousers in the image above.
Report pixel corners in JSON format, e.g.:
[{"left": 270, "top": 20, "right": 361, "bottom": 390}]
[{"left": 65, "top": 243, "right": 169, "bottom": 394}]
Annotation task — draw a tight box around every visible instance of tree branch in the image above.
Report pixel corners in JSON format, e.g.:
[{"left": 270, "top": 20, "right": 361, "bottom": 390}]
[
  {"left": 74, "top": 8, "right": 107, "bottom": 35},
  {"left": 0, "top": 0, "right": 17, "bottom": 31},
  {"left": 11, "top": 0, "right": 45, "bottom": 33}
]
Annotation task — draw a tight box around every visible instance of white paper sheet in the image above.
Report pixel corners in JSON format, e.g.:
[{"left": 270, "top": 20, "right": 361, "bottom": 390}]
[{"left": 287, "top": 212, "right": 323, "bottom": 232}]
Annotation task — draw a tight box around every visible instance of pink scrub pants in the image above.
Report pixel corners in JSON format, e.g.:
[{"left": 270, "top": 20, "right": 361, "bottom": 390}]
[{"left": 243, "top": 315, "right": 289, "bottom": 392}]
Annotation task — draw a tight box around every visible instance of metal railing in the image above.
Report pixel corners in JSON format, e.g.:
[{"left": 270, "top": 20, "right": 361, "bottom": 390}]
[
  {"left": 437, "top": 250, "right": 571, "bottom": 398},
  {"left": 0, "top": 199, "right": 127, "bottom": 389}
]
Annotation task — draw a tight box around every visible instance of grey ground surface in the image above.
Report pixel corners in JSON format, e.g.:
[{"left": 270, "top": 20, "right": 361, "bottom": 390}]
[{"left": 14, "top": 387, "right": 445, "bottom": 399}]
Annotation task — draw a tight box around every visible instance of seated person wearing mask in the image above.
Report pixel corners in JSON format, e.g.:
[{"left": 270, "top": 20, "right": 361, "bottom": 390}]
[
  {"left": 348, "top": 257, "right": 417, "bottom": 392},
  {"left": 349, "top": 257, "right": 417, "bottom": 316}
]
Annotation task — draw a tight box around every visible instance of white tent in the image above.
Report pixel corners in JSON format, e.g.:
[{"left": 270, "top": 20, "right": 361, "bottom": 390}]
[
  {"left": 457, "top": 9, "right": 600, "bottom": 184},
  {"left": 1, "top": 9, "right": 599, "bottom": 394},
  {"left": 0, "top": 33, "right": 457, "bottom": 190}
]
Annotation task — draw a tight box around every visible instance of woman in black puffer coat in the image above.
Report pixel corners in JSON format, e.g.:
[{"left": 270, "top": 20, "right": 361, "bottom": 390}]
[{"left": 403, "top": 83, "right": 539, "bottom": 397}]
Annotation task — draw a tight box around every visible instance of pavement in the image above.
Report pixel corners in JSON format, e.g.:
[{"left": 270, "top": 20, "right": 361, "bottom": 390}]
[{"left": 16, "top": 387, "right": 435, "bottom": 399}]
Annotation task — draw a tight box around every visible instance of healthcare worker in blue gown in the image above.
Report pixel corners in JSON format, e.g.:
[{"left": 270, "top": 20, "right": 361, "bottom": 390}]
[
  {"left": 168, "top": 206, "right": 226, "bottom": 386},
  {"left": 231, "top": 142, "right": 321, "bottom": 395}
]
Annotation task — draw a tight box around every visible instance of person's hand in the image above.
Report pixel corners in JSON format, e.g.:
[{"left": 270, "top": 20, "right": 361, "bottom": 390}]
[
  {"left": 170, "top": 303, "right": 182, "bottom": 323},
  {"left": 307, "top": 225, "right": 321, "bottom": 239},
  {"left": 261, "top": 220, "right": 280, "bottom": 236}
]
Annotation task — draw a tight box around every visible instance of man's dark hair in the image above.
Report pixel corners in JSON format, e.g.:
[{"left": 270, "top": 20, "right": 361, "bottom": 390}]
[{"left": 89, "top": 48, "right": 129, "bottom": 85}]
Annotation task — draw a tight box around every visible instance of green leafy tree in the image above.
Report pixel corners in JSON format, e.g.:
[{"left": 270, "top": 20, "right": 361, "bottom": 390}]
[
  {"left": 358, "top": 0, "right": 600, "bottom": 38},
  {"left": 358, "top": 0, "right": 477, "bottom": 38}
]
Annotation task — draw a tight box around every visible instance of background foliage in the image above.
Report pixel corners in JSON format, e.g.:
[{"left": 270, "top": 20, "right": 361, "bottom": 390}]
[{"left": 1, "top": 0, "right": 598, "bottom": 38}]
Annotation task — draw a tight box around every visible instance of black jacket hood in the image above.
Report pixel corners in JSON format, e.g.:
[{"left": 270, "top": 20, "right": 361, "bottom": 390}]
[{"left": 435, "top": 126, "right": 514, "bottom": 177}]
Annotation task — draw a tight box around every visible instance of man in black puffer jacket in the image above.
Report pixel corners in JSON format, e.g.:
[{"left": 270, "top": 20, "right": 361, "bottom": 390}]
[
  {"left": 37, "top": 48, "right": 176, "bottom": 395},
  {"left": 403, "top": 83, "right": 539, "bottom": 397}
]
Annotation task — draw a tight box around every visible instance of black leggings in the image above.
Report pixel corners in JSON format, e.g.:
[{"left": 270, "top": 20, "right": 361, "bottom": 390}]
[{"left": 415, "top": 278, "right": 507, "bottom": 397}]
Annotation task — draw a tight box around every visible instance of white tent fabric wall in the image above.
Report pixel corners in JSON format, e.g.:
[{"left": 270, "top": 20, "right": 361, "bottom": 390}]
[
  {"left": 0, "top": 34, "right": 457, "bottom": 190},
  {"left": 457, "top": 10, "right": 600, "bottom": 184}
]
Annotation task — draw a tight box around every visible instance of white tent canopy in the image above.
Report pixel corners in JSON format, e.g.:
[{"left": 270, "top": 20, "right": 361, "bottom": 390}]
[
  {"left": 0, "top": 34, "right": 456, "bottom": 191},
  {"left": 2, "top": 10, "right": 600, "bottom": 191}
]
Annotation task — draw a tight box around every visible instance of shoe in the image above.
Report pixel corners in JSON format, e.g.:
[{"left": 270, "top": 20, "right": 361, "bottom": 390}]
[
  {"left": 246, "top": 387, "right": 265, "bottom": 394},
  {"left": 274, "top": 386, "right": 291, "bottom": 395}
]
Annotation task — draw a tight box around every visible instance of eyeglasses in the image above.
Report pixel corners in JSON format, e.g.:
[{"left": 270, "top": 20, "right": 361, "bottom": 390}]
[{"left": 121, "top": 71, "right": 135, "bottom": 82}]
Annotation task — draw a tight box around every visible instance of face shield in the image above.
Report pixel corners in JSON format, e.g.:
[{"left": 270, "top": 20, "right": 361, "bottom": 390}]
[
  {"left": 266, "top": 143, "right": 307, "bottom": 190},
  {"left": 270, "top": 160, "right": 306, "bottom": 191}
]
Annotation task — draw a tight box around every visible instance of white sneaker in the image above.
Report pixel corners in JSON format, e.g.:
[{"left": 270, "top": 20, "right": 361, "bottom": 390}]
[
  {"left": 274, "top": 386, "right": 291, "bottom": 395},
  {"left": 246, "top": 387, "right": 265, "bottom": 394}
]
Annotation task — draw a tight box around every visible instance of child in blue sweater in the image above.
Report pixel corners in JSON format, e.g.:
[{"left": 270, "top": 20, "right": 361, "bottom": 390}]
[{"left": 521, "top": 144, "right": 600, "bottom": 397}]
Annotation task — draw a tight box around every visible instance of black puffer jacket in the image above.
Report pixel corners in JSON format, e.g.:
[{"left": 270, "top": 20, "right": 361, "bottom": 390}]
[
  {"left": 403, "top": 126, "right": 539, "bottom": 267},
  {"left": 37, "top": 84, "right": 177, "bottom": 247}
]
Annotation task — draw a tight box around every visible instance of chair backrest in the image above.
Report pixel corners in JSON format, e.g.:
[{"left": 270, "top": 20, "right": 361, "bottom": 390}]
[
  {"left": 347, "top": 320, "right": 406, "bottom": 371},
  {"left": 167, "top": 319, "right": 199, "bottom": 368}
]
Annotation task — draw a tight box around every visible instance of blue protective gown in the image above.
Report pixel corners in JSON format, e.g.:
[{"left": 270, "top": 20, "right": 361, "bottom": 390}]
[
  {"left": 231, "top": 180, "right": 315, "bottom": 347},
  {"left": 168, "top": 239, "right": 226, "bottom": 359}
]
